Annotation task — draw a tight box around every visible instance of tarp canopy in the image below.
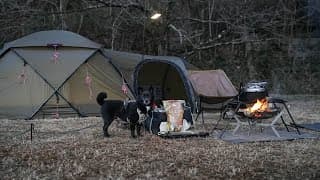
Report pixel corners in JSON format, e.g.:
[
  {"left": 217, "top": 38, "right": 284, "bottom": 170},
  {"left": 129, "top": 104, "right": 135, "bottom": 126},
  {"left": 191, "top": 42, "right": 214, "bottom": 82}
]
[
  {"left": 0, "top": 30, "right": 134, "bottom": 119},
  {"left": 188, "top": 70, "right": 238, "bottom": 103}
]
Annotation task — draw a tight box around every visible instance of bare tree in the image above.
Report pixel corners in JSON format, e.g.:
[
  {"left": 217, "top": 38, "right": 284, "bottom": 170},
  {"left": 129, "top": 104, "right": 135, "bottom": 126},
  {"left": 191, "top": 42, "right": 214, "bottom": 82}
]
[{"left": 0, "top": 0, "right": 318, "bottom": 93}]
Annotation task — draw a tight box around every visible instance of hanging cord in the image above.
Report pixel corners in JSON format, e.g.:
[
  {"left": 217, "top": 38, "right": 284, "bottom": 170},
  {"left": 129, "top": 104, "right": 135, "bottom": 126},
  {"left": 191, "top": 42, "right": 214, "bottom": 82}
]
[
  {"left": 85, "top": 64, "right": 93, "bottom": 100},
  {"left": 53, "top": 93, "right": 60, "bottom": 119},
  {"left": 17, "top": 63, "right": 28, "bottom": 84},
  {"left": 53, "top": 103, "right": 60, "bottom": 119},
  {"left": 52, "top": 44, "right": 60, "bottom": 64}
]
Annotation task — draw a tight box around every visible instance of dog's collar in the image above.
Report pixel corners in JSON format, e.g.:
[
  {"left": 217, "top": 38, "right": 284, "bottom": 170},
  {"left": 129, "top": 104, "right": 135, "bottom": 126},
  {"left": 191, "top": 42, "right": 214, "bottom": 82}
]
[{"left": 123, "top": 99, "right": 136, "bottom": 111}]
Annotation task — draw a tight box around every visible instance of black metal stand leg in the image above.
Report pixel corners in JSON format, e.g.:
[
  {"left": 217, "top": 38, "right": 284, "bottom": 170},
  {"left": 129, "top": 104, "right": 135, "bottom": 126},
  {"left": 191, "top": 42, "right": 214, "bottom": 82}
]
[
  {"left": 195, "top": 111, "right": 201, "bottom": 121},
  {"left": 211, "top": 109, "right": 225, "bottom": 133},
  {"left": 219, "top": 117, "right": 232, "bottom": 138},
  {"left": 201, "top": 110, "right": 204, "bottom": 124},
  {"left": 247, "top": 119, "right": 253, "bottom": 136},
  {"left": 283, "top": 103, "right": 301, "bottom": 135},
  {"left": 280, "top": 115, "right": 290, "bottom": 132}
]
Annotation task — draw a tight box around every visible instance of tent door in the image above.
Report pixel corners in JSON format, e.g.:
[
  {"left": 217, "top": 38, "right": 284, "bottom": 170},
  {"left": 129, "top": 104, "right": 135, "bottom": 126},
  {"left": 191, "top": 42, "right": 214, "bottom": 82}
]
[{"left": 134, "top": 61, "right": 191, "bottom": 107}]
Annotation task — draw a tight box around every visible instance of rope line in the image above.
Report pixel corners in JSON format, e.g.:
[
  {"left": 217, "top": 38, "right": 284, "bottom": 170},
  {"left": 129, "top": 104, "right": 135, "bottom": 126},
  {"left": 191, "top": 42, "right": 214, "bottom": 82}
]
[
  {"left": 33, "top": 122, "right": 100, "bottom": 135},
  {"left": 0, "top": 128, "right": 30, "bottom": 140},
  {"left": 1, "top": 122, "right": 100, "bottom": 140}
]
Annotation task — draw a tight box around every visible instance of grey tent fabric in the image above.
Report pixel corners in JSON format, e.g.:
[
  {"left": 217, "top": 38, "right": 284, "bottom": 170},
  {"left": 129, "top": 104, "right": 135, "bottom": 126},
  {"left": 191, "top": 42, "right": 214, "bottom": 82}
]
[
  {"left": 133, "top": 57, "right": 198, "bottom": 110},
  {"left": 103, "top": 49, "right": 198, "bottom": 89},
  {"left": 103, "top": 49, "right": 143, "bottom": 90},
  {"left": 0, "top": 30, "right": 133, "bottom": 119},
  {"left": 2, "top": 30, "right": 101, "bottom": 50},
  {"left": 104, "top": 49, "right": 199, "bottom": 111}
]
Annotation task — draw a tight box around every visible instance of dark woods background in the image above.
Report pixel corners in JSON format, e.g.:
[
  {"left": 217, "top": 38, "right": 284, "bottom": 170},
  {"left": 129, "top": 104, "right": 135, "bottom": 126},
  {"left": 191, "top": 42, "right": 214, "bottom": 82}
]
[{"left": 1, "top": 0, "right": 319, "bottom": 94}]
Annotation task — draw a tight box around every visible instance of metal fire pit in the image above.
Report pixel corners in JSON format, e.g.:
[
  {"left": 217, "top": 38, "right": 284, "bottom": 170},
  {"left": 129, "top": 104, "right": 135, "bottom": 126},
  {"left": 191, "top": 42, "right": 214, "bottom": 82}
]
[
  {"left": 216, "top": 97, "right": 301, "bottom": 138},
  {"left": 213, "top": 81, "right": 300, "bottom": 138},
  {"left": 233, "top": 106, "right": 284, "bottom": 137}
]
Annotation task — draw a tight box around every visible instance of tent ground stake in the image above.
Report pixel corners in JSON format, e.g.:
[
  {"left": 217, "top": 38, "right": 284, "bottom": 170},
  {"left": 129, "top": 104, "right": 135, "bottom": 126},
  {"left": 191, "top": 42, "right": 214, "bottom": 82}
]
[{"left": 30, "top": 123, "right": 34, "bottom": 141}]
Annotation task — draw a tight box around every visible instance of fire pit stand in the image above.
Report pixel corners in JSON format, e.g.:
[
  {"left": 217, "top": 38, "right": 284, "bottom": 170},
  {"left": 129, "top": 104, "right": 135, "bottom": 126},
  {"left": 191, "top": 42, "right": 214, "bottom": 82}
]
[
  {"left": 232, "top": 108, "right": 285, "bottom": 137},
  {"left": 215, "top": 97, "right": 301, "bottom": 138}
]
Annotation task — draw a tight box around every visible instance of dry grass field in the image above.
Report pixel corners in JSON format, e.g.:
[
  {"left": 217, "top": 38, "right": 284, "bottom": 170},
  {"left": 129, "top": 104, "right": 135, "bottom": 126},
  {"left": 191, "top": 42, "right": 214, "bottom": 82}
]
[{"left": 1, "top": 95, "right": 320, "bottom": 179}]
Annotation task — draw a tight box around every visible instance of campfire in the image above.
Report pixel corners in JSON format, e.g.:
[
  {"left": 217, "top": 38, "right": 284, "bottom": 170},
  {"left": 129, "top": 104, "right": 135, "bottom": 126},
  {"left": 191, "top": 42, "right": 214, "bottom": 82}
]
[
  {"left": 237, "top": 81, "right": 280, "bottom": 119},
  {"left": 243, "top": 98, "right": 271, "bottom": 118},
  {"left": 217, "top": 81, "right": 301, "bottom": 138},
  {"left": 213, "top": 80, "right": 303, "bottom": 138}
]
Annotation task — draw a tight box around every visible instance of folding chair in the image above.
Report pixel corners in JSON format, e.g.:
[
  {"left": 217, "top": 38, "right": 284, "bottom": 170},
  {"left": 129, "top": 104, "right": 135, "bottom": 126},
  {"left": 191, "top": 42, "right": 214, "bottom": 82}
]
[
  {"left": 188, "top": 70, "right": 238, "bottom": 125},
  {"left": 195, "top": 95, "right": 233, "bottom": 124}
]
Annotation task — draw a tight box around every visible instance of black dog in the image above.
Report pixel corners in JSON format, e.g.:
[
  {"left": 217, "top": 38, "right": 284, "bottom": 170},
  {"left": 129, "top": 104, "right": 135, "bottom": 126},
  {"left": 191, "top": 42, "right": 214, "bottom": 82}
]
[
  {"left": 96, "top": 92, "right": 148, "bottom": 138},
  {"left": 138, "top": 86, "right": 155, "bottom": 111}
]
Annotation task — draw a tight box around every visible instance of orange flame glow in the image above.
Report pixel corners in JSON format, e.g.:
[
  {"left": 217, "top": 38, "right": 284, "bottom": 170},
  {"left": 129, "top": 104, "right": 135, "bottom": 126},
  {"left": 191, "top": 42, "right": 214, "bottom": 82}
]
[{"left": 245, "top": 98, "right": 269, "bottom": 117}]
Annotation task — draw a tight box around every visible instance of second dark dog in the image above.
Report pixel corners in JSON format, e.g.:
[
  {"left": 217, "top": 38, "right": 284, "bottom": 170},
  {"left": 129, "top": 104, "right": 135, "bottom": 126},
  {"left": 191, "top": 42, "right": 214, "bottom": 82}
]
[{"left": 96, "top": 92, "right": 148, "bottom": 138}]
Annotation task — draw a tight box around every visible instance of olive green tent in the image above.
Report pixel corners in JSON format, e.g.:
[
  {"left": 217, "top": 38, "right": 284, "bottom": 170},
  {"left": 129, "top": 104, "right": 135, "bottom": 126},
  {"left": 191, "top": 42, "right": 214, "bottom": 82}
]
[{"left": 0, "top": 30, "right": 134, "bottom": 119}]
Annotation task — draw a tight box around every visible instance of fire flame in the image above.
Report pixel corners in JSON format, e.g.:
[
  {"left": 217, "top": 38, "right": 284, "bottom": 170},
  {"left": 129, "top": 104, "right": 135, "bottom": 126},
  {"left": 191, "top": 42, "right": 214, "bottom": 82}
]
[{"left": 245, "top": 98, "right": 269, "bottom": 117}]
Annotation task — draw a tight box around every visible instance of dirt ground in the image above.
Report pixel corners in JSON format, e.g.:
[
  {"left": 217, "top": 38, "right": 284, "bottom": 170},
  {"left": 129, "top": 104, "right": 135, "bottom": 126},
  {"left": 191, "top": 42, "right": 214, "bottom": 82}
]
[{"left": 1, "top": 95, "right": 320, "bottom": 179}]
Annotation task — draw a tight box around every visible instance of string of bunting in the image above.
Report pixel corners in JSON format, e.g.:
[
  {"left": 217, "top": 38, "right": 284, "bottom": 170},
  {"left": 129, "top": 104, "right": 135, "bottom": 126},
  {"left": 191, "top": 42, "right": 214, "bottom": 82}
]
[
  {"left": 121, "top": 78, "right": 128, "bottom": 95},
  {"left": 51, "top": 44, "right": 61, "bottom": 64},
  {"left": 47, "top": 43, "right": 62, "bottom": 64},
  {"left": 17, "top": 63, "right": 27, "bottom": 84},
  {"left": 85, "top": 64, "right": 93, "bottom": 100}
]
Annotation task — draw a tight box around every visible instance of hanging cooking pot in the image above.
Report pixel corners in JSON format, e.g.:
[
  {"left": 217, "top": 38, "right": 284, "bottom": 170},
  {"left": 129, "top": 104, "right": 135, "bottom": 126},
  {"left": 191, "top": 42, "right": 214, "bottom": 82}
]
[
  {"left": 239, "top": 81, "right": 268, "bottom": 103},
  {"left": 245, "top": 82, "right": 267, "bottom": 92}
]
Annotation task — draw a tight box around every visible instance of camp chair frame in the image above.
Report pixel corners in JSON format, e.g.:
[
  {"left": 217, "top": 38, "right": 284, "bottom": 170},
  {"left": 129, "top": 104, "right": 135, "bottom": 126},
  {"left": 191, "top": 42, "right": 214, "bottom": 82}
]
[{"left": 194, "top": 95, "right": 234, "bottom": 124}]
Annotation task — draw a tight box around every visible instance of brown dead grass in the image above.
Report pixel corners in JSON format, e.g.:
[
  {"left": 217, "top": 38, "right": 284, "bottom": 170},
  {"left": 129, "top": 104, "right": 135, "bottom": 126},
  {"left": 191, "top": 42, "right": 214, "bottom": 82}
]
[{"left": 0, "top": 95, "right": 320, "bottom": 179}]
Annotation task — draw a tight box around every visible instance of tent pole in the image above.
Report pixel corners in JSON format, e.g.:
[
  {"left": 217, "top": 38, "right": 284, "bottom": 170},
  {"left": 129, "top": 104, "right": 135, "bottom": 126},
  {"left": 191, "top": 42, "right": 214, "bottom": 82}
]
[
  {"left": 100, "top": 49, "right": 135, "bottom": 98},
  {"left": 12, "top": 49, "right": 90, "bottom": 119}
]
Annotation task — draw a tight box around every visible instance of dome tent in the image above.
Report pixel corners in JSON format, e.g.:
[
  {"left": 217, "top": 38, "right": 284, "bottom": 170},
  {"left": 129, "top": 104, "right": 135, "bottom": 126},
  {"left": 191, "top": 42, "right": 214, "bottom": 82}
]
[
  {"left": 103, "top": 49, "right": 199, "bottom": 111},
  {"left": 0, "top": 30, "right": 134, "bottom": 119},
  {"left": 133, "top": 56, "right": 197, "bottom": 110}
]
